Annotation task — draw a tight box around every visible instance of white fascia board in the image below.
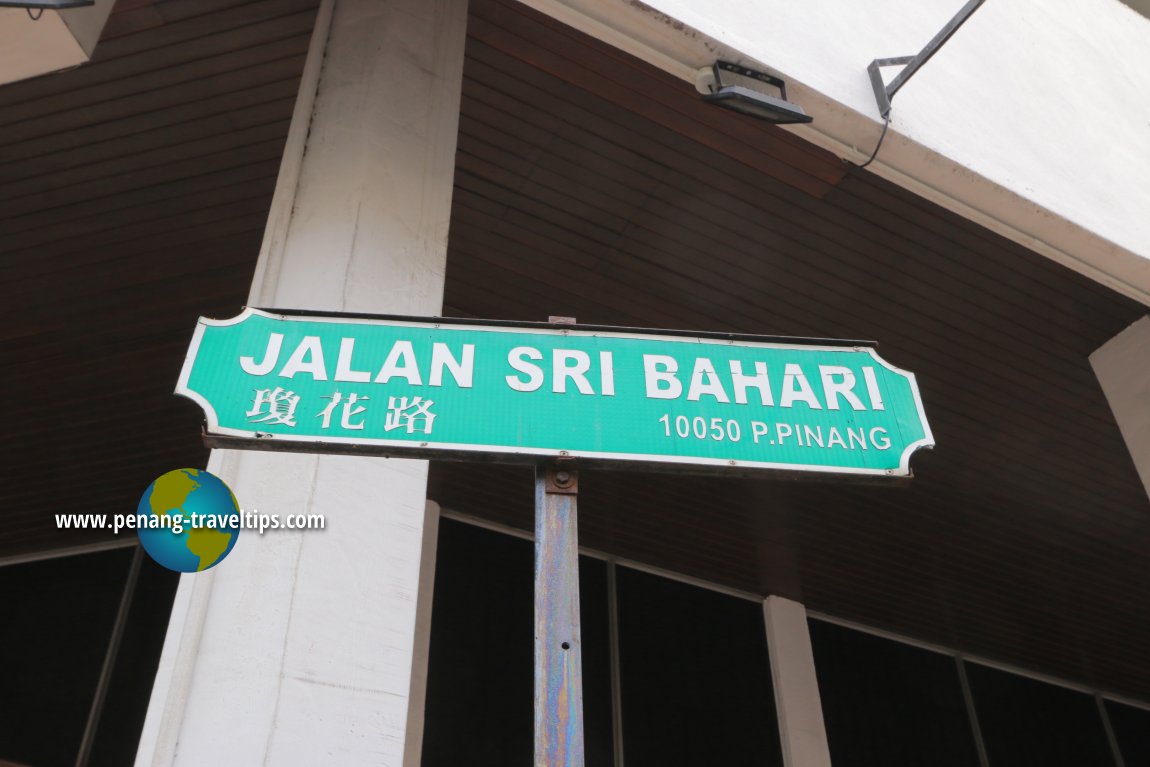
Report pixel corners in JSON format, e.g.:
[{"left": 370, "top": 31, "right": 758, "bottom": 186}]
[{"left": 518, "top": 0, "right": 1150, "bottom": 307}]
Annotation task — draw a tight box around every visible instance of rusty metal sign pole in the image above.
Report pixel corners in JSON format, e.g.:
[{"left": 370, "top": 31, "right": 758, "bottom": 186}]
[{"left": 534, "top": 460, "right": 585, "bottom": 767}]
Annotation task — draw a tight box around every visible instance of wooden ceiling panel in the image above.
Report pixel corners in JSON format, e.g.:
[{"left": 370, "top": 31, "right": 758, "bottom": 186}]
[{"left": 0, "top": 0, "right": 319, "bottom": 556}]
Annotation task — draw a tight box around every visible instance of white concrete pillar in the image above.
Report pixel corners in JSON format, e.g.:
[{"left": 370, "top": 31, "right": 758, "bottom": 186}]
[
  {"left": 763, "top": 596, "right": 833, "bottom": 767},
  {"left": 136, "top": 0, "right": 467, "bottom": 764},
  {"left": 1091, "top": 316, "right": 1150, "bottom": 502}
]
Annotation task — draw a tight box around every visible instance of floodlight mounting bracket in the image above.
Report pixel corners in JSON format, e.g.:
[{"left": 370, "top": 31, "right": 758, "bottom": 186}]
[
  {"left": 868, "top": 0, "right": 987, "bottom": 118},
  {"left": 712, "top": 60, "right": 790, "bottom": 101}
]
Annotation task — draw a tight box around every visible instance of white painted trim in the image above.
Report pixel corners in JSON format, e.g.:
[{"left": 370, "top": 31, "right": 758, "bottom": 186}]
[
  {"left": 246, "top": 0, "right": 336, "bottom": 308},
  {"left": 517, "top": 0, "right": 696, "bottom": 82},
  {"left": 763, "top": 596, "right": 833, "bottom": 767},
  {"left": 138, "top": 570, "right": 216, "bottom": 766},
  {"left": 134, "top": 451, "right": 233, "bottom": 767}
]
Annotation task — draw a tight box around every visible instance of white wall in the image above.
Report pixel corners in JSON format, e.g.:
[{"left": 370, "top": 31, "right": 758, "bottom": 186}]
[{"left": 525, "top": 0, "right": 1150, "bottom": 305}]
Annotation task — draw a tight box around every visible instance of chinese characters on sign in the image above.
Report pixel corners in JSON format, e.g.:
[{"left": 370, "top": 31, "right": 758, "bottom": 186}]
[
  {"left": 247, "top": 389, "right": 439, "bottom": 434},
  {"left": 384, "top": 396, "right": 436, "bottom": 434},
  {"left": 245, "top": 386, "right": 300, "bottom": 427}
]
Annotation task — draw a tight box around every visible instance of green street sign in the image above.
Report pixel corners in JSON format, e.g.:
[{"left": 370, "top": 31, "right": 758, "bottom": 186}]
[{"left": 177, "top": 309, "right": 934, "bottom": 478}]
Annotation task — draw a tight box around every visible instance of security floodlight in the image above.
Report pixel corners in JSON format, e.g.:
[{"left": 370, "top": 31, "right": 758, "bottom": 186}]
[{"left": 701, "top": 61, "right": 813, "bottom": 125}]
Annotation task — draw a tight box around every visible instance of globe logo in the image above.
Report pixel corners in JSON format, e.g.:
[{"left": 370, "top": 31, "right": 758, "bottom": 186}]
[{"left": 137, "top": 468, "right": 240, "bottom": 572}]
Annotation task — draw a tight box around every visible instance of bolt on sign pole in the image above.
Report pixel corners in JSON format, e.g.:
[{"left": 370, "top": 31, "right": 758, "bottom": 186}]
[{"left": 535, "top": 463, "right": 585, "bottom": 767}]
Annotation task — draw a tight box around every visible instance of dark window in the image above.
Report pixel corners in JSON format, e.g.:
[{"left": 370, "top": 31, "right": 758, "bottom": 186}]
[
  {"left": 579, "top": 553, "right": 615, "bottom": 767},
  {"left": 422, "top": 521, "right": 784, "bottom": 767},
  {"left": 808, "top": 619, "right": 980, "bottom": 767},
  {"left": 965, "top": 662, "right": 1114, "bottom": 767},
  {"left": 87, "top": 556, "right": 181, "bottom": 766},
  {"left": 421, "top": 519, "right": 614, "bottom": 767},
  {"left": 421, "top": 521, "right": 534, "bottom": 767},
  {"left": 1104, "top": 699, "right": 1150, "bottom": 766},
  {"left": 0, "top": 549, "right": 130, "bottom": 767},
  {"left": 0, "top": 547, "right": 179, "bottom": 767},
  {"left": 615, "top": 567, "right": 782, "bottom": 767}
]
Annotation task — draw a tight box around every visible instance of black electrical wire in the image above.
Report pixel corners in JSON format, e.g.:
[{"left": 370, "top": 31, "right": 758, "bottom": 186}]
[
  {"left": 858, "top": 114, "right": 891, "bottom": 169},
  {"left": 27, "top": 7, "right": 43, "bottom": 19}
]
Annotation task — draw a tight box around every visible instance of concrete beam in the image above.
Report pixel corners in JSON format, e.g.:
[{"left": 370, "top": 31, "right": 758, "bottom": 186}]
[
  {"left": 764, "top": 596, "right": 833, "bottom": 767},
  {"left": 136, "top": 0, "right": 466, "bottom": 763}
]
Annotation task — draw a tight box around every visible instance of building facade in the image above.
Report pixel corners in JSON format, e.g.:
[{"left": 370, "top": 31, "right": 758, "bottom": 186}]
[{"left": 2, "top": 0, "right": 1150, "bottom": 765}]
